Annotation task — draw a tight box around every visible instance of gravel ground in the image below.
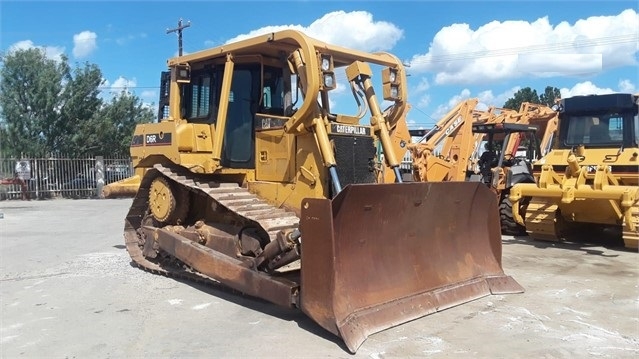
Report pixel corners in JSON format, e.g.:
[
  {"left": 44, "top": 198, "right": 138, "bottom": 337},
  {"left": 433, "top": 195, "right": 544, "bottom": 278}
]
[{"left": 1, "top": 198, "right": 637, "bottom": 358}]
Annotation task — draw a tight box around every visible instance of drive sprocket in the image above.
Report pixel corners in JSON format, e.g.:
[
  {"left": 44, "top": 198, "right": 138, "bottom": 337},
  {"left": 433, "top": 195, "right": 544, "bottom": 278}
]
[{"left": 148, "top": 175, "right": 189, "bottom": 225}]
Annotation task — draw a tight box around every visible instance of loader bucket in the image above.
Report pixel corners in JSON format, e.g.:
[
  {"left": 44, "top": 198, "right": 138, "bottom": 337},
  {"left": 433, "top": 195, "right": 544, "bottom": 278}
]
[{"left": 299, "top": 182, "right": 523, "bottom": 353}]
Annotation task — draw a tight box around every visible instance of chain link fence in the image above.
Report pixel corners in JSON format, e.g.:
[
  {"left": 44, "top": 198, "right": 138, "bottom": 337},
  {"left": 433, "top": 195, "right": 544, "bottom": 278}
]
[{"left": 0, "top": 155, "right": 132, "bottom": 200}]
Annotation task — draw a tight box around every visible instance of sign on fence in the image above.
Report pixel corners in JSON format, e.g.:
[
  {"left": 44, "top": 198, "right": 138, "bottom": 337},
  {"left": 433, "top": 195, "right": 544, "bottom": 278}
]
[{"left": 15, "top": 160, "right": 31, "bottom": 180}]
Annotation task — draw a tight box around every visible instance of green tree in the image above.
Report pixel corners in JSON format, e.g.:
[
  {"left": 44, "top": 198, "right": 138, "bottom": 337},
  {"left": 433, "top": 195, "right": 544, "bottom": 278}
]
[
  {"left": 78, "top": 91, "right": 154, "bottom": 157},
  {"left": 539, "top": 86, "right": 561, "bottom": 107},
  {"left": 503, "top": 87, "right": 540, "bottom": 110},
  {"left": 0, "top": 48, "right": 153, "bottom": 157},
  {"left": 59, "top": 63, "right": 104, "bottom": 155},
  {"left": 0, "top": 48, "right": 69, "bottom": 156},
  {"left": 503, "top": 86, "right": 562, "bottom": 110}
]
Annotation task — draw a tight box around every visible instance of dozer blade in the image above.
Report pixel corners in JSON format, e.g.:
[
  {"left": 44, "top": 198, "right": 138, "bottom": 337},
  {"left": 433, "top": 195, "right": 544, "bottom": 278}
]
[{"left": 299, "top": 182, "right": 523, "bottom": 353}]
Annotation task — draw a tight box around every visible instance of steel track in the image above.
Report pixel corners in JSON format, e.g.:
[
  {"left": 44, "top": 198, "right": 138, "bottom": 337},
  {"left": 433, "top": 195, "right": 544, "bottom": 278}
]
[{"left": 123, "top": 164, "right": 300, "bottom": 287}]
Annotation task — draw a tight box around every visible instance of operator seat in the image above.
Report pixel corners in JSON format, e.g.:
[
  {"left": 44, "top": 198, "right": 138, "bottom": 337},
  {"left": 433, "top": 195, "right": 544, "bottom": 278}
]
[{"left": 478, "top": 150, "right": 496, "bottom": 184}]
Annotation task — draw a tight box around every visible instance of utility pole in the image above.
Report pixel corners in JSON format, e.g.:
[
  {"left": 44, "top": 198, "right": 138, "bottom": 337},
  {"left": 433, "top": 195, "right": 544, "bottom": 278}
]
[{"left": 166, "top": 18, "right": 191, "bottom": 56}]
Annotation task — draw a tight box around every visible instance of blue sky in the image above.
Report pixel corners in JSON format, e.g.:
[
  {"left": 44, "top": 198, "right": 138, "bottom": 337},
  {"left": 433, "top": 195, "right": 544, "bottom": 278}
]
[{"left": 1, "top": 0, "right": 638, "bottom": 129}]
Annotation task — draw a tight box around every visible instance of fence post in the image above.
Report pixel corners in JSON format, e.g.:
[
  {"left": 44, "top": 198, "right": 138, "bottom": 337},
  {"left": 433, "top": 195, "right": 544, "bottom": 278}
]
[
  {"left": 95, "top": 156, "right": 104, "bottom": 199},
  {"left": 34, "top": 159, "right": 40, "bottom": 199}
]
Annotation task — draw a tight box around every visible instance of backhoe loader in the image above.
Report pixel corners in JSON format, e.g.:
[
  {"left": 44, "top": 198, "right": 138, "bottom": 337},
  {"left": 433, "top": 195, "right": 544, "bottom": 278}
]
[
  {"left": 107, "top": 30, "right": 523, "bottom": 352},
  {"left": 406, "top": 100, "right": 551, "bottom": 234},
  {"left": 509, "top": 93, "right": 639, "bottom": 249}
]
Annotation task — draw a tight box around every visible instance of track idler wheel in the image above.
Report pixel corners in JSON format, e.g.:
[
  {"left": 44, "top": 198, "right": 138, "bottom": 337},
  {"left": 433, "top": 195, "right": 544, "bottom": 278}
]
[{"left": 149, "top": 176, "right": 189, "bottom": 225}]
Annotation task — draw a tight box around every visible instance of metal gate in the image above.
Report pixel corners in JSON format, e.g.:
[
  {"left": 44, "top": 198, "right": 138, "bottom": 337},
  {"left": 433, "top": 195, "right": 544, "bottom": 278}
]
[{"left": 0, "top": 155, "right": 132, "bottom": 200}]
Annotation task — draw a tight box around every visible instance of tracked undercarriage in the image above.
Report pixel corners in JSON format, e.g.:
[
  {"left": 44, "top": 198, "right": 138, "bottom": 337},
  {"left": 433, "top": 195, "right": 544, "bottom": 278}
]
[
  {"left": 520, "top": 198, "right": 560, "bottom": 241},
  {"left": 522, "top": 197, "right": 639, "bottom": 247},
  {"left": 125, "top": 164, "right": 303, "bottom": 307}
]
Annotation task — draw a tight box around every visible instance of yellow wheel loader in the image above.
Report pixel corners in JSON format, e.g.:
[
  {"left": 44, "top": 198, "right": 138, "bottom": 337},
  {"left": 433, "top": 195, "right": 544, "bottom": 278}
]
[
  {"left": 108, "top": 29, "right": 523, "bottom": 352},
  {"left": 510, "top": 93, "right": 639, "bottom": 249}
]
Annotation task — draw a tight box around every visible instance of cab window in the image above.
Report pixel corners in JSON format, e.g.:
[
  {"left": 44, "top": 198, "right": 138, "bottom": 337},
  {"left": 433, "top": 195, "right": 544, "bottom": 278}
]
[
  {"left": 563, "top": 115, "right": 623, "bottom": 146},
  {"left": 181, "top": 70, "right": 219, "bottom": 122}
]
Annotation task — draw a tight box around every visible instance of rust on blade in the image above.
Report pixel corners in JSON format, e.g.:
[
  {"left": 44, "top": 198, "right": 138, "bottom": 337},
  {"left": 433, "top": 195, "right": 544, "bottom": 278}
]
[{"left": 299, "top": 181, "right": 523, "bottom": 353}]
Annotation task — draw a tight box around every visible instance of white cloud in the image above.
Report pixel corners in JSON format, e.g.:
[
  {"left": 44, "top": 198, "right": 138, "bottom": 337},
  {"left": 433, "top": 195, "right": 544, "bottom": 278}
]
[
  {"left": 618, "top": 79, "right": 636, "bottom": 94},
  {"left": 515, "top": 53, "right": 602, "bottom": 77},
  {"left": 429, "top": 86, "right": 520, "bottom": 120},
  {"left": 73, "top": 31, "right": 98, "bottom": 58},
  {"left": 476, "top": 86, "right": 521, "bottom": 110},
  {"left": 416, "top": 95, "right": 431, "bottom": 108},
  {"left": 414, "top": 78, "right": 430, "bottom": 93},
  {"left": 410, "top": 78, "right": 432, "bottom": 109},
  {"left": 112, "top": 76, "right": 136, "bottom": 89},
  {"left": 430, "top": 88, "right": 473, "bottom": 119},
  {"left": 140, "top": 90, "right": 157, "bottom": 101},
  {"left": 560, "top": 81, "right": 616, "bottom": 98},
  {"left": 141, "top": 101, "right": 156, "bottom": 118},
  {"left": 105, "top": 76, "right": 137, "bottom": 97},
  {"left": 7, "top": 40, "right": 65, "bottom": 62},
  {"left": 139, "top": 90, "right": 158, "bottom": 115},
  {"left": 408, "top": 9, "right": 639, "bottom": 85},
  {"left": 426, "top": 81, "right": 633, "bottom": 122},
  {"left": 222, "top": 11, "right": 402, "bottom": 116},
  {"left": 225, "top": 11, "right": 403, "bottom": 52}
]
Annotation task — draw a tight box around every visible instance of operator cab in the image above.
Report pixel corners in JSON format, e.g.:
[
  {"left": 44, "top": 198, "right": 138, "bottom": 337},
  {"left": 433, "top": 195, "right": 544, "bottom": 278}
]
[
  {"left": 158, "top": 59, "right": 291, "bottom": 170},
  {"left": 155, "top": 32, "right": 408, "bottom": 193},
  {"left": 557, "top": 93, "right": 639, "bottom": 149},
  {"left": 471, "top": 123, "right": 541, "bottom": 188}
]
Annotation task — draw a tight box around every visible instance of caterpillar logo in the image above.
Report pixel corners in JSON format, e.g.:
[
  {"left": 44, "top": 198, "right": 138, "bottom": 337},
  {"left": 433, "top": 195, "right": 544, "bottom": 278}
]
[{"left": 330, "top": 123, "right": 371, "bottom": 136}]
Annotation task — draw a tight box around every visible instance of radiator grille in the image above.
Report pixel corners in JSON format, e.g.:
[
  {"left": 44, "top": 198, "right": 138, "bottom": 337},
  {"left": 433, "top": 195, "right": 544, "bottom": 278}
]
[{"left": 329, "top": 135, "right": 376, "bottom": 196}]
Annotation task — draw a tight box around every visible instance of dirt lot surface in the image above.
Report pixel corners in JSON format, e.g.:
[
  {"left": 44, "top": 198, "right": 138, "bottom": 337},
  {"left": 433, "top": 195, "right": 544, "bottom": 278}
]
[{"left": 1, "top": 198, "right": 638, "bottom": 358}]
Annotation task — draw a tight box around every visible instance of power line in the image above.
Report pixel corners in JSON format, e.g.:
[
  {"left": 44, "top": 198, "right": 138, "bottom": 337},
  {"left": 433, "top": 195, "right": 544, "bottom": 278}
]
[
  {"left": 407, "top": 34, "right": 638, "bottom": 65},
  {"left": 409, "top": 105, "right": 437, "bottom": 123}
]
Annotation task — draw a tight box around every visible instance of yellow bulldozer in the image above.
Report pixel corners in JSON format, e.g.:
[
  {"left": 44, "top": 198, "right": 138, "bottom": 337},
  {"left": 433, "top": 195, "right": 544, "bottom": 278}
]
[
  {"left": 509, "top": 93, "right": 639, "bottom": 249},
  {"left": 105, "top": 29, "right": 524, "bottom": 352}
]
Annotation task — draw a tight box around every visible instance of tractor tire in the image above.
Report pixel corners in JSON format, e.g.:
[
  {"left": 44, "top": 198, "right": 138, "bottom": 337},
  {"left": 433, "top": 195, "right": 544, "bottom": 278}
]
[{"left": 499, "top": 192, "right": 527, "bottom": 236}]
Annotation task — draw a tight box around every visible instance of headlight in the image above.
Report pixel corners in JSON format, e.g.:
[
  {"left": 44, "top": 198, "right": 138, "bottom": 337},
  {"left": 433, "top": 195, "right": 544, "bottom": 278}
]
[
  {"left": 390, "top": 85, "right": 399, "bottom": 98},
  {"left": 323, "top": 73, "right": 335, "bottom": 89},
  {"left": 389, "top": 70, "right": 397, "bottom": 84},
  {"left": 382, "top": 67, "right": 402, "bottom": 100},
  {"left": 321, "top": 56, "right": 331, "bottom": 71},
  {"left": 175, "top": 63, "right": 191, "bottom": 83}
]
